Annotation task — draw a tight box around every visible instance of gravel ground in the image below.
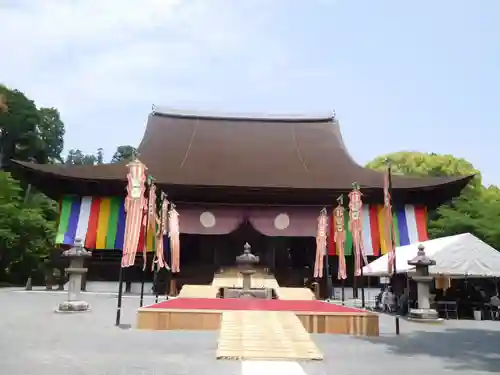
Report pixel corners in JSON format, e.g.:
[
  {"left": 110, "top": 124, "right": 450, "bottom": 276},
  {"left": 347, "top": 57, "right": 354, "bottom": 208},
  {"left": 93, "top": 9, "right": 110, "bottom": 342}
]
[{"left": 0, "top": 289, "right": 499, "bottom": 375}]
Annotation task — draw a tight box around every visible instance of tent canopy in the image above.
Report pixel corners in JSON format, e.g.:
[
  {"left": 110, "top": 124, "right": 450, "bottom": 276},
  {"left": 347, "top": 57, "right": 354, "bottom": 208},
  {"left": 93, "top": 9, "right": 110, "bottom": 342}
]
[{"left": 362, "top": 233, "right": 500, "bottom": 278}]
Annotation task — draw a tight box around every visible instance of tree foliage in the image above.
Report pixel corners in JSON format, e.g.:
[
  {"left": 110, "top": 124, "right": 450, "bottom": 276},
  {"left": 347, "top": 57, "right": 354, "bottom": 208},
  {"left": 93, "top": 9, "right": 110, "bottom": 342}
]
[
  {"left": 37, "top": 107, "right": 65, "bottom": 163},
  {"left": 0, "top": 85, "right": 142, "bottom": 284},
  {"left": 65, "top": 149, "right": 98, "bottom": 165},
  {"left": 0, "top": 86, "right": 66, "bottom": 167},
  {"left": 111, "top": 145, "right": 137, "bottom": 163},
  {"left": 0, "top": 85, "right": 64, "bottom": 284},
  {"left": 0, "top": 172, "right": 56, "bottom": 284},
  {"left": 366, "top": 151, "right": 481, "bottom": 192},
  {"left": 64, "top": 148, "right": 110, "bottom": 165},
  {"left": 0, "top": 93, "right": 7, "bottom": 113},
  {"left": 97, "top": 148, "right": 104, "bottom": 165},
  {"left": 366, "top": 152, "right": 478, "bottom": 177},
  {"left": 366, "top": 151, "right": 500, "bottom": 249},
  {"left": 0, "top": 85, "right": 41, "bottom": 167}
]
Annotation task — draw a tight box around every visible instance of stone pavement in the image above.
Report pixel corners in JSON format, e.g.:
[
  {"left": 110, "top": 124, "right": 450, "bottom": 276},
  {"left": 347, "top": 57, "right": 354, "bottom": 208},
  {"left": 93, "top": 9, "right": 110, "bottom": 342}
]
[{"left": 0, "top": 289, "right": 499, "bottom": 375}]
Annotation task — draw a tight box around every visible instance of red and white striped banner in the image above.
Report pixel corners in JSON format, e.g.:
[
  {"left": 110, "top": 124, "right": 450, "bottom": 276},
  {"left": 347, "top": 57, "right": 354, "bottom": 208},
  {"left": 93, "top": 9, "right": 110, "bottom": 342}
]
[
  {"left": 169, "top": 206, "right": 180, "bottom": 273},
  {"left": 153, "top": 192, "right": 169, "bottom": 271},
  {"left": 334, "top": 199, "right": 347, "bottom": 280},
  {"left": 121, "top": 159, "right": 147, "bottom": 268},
  {"left": 313, "top": 209, "right": 328, "bottom": 278},
  {"left": 349, "top": 185, "right": 368, "bottom": 276}
]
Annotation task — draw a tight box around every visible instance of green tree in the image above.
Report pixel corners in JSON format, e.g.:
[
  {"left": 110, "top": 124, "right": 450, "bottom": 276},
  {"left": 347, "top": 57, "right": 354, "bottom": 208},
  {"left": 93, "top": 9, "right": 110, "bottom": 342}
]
[
  {"left": 0, "top": 93, "right": 7, "bottom": 112},
  {"left": 366, "top": 151, "right": 480, "bottom": 188},
  {"left": 111, "top": 145, "right": 137, "bottom": 163},
  {"left": 0, "top": 172, "right": 56, "bottom": 284},
  {"left": 65, "top": 149, "right": 97, "bottom": 165},
  {"left": 37, "top": 107, "right": 65, "bottom": 163},
  {"left": 0, "top": 85, "right": 40, "bottom": 168},
  {"left": 477, "top": 186, "right": 500, "bottom": 247},
  {"left": 0, "top": 85, "right": 67, "bottom": 285},
  {"left": 366, "top": 151, "right": 500, "bottom": 248},
  {"left": 97, "top": 148, "right": 104, "bottom": 164},
  {"left": 0, "top": 85, "right": 66, "bottom": 167}
]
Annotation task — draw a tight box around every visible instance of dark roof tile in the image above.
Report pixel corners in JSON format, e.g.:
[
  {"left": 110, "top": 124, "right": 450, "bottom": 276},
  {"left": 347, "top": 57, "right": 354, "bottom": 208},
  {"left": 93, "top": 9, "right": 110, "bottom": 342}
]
[{"left": 12, "top": 110, "right": 472, "bottom": 191}]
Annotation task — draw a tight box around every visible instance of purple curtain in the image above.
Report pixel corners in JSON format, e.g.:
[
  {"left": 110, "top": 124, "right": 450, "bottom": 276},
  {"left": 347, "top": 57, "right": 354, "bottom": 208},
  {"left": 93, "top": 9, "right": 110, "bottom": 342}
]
[
  {"left": 177, "top": 208, "right": 245, "bottom": 235},
  {"left": 247, "top": 208, "right": 318, "bottom": 237}
]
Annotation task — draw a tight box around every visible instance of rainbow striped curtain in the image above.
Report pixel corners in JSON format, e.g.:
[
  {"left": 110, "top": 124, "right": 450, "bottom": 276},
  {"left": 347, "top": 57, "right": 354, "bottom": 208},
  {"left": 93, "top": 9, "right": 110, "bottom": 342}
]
[
  {"left": 57, "top": 195, "right": 427, "bottom": 255},
  {"left": 56, "top": 195, "right": 155, "bottom": 251},
  {"left": 328, "top": 204, "right": 428, "bottom": 256}
]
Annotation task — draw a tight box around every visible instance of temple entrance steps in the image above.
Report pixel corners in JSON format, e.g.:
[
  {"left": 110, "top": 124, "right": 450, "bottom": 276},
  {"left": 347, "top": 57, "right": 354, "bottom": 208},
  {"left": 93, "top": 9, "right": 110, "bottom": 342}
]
[
  {"left": 211, "top": 274, "right": 241, "bottom": 288},
  {"left": 276, "top": 287, "right": 315, "bottom": 300},
  {"left": 177, "top": 285, "right": 218, "bottom": 298},
  {"left": 216, "top": 310, "right": 323, "bottom": 361},
  {"left": 211, "top": 272, "right": 279, "bottom": 290}
]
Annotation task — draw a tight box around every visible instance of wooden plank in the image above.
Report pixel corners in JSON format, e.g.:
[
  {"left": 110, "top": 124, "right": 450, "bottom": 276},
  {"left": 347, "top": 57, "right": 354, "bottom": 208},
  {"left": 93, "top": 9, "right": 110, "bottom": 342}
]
[
  {"left": 276, "top": 287, "right": 315, "bottom": 300},
  {"left": 216, "top": 310, "right": 323, "bottom": 361},
  {"left": 178, "top": 285, "right": 218, "bottom": 298}
]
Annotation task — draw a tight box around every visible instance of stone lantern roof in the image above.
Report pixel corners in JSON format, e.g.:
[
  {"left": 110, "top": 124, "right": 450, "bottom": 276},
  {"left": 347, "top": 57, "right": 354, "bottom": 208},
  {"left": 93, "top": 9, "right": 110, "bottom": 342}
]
[{"left": 408, "top": 244, "right": 436, "bottom": 267}]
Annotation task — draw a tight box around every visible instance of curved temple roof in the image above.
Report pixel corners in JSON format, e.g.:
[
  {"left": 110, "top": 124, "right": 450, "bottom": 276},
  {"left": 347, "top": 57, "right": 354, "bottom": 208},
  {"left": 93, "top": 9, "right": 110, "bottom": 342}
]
[{"left": 12, "top": 108, "right": 472, "bottom": 201}]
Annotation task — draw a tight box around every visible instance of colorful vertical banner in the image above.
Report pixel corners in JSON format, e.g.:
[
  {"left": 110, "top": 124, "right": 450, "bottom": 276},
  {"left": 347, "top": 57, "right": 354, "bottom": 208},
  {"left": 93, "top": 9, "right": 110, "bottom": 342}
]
[
  {"left": 329, "top": 204, "right": 427, "bottom": 256},
  {"left": 333, "top": 196, "right": 347, "bottom": 280},
  {"left": 313, "top": 208, "right": 328, "bottom": 278},
  {"left": 348, "top": 183, "right": 364, "bottom": 276},
  {"left": 55, "top": 195, "right": 156, "bottom": 252}
]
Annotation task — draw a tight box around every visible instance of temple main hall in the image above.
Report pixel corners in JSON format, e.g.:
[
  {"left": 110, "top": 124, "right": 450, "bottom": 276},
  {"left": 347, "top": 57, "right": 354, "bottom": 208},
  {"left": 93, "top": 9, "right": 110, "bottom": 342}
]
[{"left": 12, "top": 108, "right": 471, "bottom": 296}]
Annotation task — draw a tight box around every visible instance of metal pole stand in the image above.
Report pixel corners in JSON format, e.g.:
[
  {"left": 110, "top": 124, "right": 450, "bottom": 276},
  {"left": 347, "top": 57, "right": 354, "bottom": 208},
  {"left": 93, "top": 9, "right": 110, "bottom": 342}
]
[{"left": 115, "top": 266, "right": 124, "bottom": 326}]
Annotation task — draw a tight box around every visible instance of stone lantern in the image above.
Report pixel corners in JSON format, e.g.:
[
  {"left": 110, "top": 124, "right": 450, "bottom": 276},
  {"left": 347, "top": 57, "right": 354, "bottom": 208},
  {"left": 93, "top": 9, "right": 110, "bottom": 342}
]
[
  {"left": 235, "top": 242, "right": 260, "bottom": 298},
  {"left": 407, "top": 244, "right": 441, "bottom": 322},
  {"left": 56, "top": 238, "right": 92, "bottom": 313}
]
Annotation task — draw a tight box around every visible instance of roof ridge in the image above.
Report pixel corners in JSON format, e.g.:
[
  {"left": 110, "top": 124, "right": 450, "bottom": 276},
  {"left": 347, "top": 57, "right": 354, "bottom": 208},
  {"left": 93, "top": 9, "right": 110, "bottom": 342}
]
[{"left": 151, "top": 105, "right": 334, "bottom": 122}]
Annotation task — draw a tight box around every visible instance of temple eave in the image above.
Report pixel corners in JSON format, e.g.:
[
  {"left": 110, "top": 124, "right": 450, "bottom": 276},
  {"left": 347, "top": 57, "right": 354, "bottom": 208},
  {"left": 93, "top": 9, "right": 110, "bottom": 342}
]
[{"left": 10, "top": 161, "right": 472, "bottom": 206}]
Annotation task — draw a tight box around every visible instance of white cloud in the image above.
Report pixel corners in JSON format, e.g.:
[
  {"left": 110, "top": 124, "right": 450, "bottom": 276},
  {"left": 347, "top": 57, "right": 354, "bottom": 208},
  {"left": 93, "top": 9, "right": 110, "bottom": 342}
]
[
  {"left": 0, "top": 0, "right": 292, "bottom": 154},
  {"left": 1, "top": 1, "right": 245, "bottom": 103},
  {"left": 0, "top": 0, "right": 340, "bottom": 158}
]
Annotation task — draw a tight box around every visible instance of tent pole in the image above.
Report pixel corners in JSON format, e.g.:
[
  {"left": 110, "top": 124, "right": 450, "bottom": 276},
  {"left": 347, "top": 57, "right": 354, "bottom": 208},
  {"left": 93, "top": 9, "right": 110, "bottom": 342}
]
[{"left": 115, "top": 265, "right": 124, "bottom": 326}]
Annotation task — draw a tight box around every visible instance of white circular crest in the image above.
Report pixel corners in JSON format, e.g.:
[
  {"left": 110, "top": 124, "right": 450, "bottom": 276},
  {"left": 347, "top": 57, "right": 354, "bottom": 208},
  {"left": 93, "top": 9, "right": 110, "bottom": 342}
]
[
  {"left": 274, "top": 213, "right": 290, "bottom": 230},
  {"left": 200, "top": 211, "right": 216, "bottom": 228}
]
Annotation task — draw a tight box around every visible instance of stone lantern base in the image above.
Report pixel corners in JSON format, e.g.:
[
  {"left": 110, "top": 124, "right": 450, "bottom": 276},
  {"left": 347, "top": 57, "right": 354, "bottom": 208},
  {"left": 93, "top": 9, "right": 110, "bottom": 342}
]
[
  {"left": 407, "top": 308, "right": 443, "bottom": 323},
  {"left": 56, "top": 300, "right": 91, "bottom": 313},
  {"left": 55, "top": 238, "right": 92, "bottom": 314}
]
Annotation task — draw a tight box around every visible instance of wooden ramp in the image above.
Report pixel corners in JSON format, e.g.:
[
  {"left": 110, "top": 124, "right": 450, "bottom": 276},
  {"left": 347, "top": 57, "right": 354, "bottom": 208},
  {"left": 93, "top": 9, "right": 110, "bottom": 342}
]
[
  {"left": 216, "top": 310, "right": 323, "bottom": 361},
  {"left": 277, "top": 287, "right": 315, "bottom": 300}
]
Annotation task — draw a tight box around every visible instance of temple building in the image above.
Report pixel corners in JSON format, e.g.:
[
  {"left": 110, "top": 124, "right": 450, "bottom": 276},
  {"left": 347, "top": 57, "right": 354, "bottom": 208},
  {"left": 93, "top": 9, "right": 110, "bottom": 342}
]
[{"left": 12, "top": 108, "right": 471, "bottom": 295}]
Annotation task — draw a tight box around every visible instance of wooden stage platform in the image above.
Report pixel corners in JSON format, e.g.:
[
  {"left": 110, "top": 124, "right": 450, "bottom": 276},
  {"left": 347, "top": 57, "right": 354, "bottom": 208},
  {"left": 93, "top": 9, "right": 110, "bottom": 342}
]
[
  {"left": 136, "top": 297, "right": 379, "bottom": 336},
  {"left": 137, "top": 270, "right": 379, "bottom": 339}
]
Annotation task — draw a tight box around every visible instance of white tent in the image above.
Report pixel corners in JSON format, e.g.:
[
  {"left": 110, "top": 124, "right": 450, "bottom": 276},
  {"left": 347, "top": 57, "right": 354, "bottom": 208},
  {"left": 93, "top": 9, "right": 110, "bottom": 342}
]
[{"left": 362, "top": 233, "right": 500, "bottom": 278}]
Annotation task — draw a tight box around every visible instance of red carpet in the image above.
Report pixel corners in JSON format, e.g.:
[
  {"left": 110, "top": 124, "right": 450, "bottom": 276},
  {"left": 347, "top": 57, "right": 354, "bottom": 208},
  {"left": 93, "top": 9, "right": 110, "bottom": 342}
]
[{"left": 145, "top": 298, "right": 364, "bottom": 313}]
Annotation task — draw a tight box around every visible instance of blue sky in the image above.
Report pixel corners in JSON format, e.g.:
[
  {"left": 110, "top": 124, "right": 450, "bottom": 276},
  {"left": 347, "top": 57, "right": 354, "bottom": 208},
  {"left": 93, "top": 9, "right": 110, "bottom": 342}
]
[{"left": 1, "top": 0, "right": 498, "bottom": 185}]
